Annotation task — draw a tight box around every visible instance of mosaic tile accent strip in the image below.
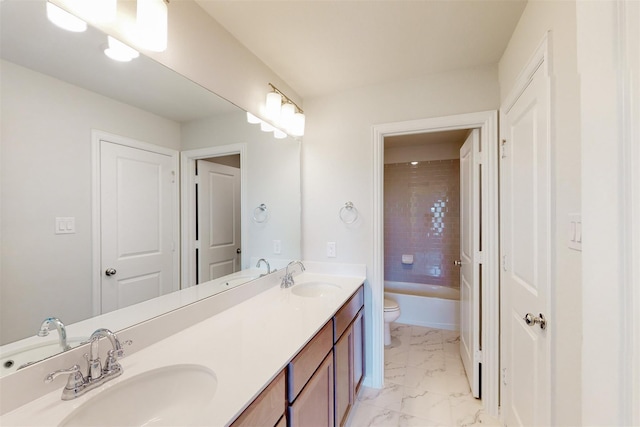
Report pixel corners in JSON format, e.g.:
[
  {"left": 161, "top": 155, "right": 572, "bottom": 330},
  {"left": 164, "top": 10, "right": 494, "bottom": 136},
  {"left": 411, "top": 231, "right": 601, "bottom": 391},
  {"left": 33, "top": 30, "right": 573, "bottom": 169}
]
[{"left": 384, "top": 160, "right": 460, "bottom": 289}]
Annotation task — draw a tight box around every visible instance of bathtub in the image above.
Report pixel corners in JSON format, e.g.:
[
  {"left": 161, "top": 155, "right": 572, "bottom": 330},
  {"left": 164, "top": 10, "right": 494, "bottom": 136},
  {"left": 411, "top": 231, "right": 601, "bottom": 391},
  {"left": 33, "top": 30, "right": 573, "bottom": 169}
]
[{"left": 384, "top": 280, "right": 460, "bottom": 331}]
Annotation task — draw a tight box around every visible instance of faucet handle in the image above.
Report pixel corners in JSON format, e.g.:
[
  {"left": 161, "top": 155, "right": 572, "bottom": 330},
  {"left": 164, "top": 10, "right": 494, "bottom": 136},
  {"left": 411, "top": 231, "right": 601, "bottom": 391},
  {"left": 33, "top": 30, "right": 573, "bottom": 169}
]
[
  {"left": 113, "top": 339, "right": 133, "bottom": 359},
  {"left": 44, "top": 364, "right": 85, "bottom": 389}
]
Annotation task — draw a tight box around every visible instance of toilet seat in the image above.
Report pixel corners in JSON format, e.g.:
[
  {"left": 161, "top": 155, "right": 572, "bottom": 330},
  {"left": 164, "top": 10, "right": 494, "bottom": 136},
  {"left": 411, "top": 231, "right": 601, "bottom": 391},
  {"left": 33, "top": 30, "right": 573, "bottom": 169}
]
[{"left": 384, "top": 298, "right": 399, "bottom": 311}]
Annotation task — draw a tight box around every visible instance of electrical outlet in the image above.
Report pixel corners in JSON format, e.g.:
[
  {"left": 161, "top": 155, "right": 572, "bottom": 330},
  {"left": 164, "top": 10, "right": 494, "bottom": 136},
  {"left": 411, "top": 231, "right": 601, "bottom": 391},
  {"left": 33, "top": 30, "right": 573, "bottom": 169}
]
[
  {"left": 327, "top": 242, "right": 336, "bottom": 258},
  {"left": 273, "top": 240, "right": 282, "bottom": 254}
]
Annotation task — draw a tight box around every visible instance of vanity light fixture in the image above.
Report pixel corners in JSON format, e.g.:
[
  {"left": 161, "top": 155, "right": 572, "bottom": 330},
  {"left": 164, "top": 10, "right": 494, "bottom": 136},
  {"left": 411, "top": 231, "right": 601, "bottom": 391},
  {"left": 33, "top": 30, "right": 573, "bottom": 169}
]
[
  {"left": 265, "top": 91, "right": 282, "bottom": 121},
  {"left": 266, "top": 83, "right": 305, "bottom": 137},
  {"left": 260, "top": 121, "right": 275, "bottom": 132},
  {"left": 90, "top": 0, "right": 117, "bottom": 23},
  {"left": 104, "top": 36, "right": 140, "bottom": 62},
  {"left": 136, "top": 0, "right": 169, "bottom": 52},
  {"left": 46, "top": 2, "right": 87, "bottom": 32},
  {"left": 274, "top": 129, "right": 287, "bottom": 139},
  {"left": 280, "top": 102, "right": 296, "bottom": 130},
  {"left": 411, "top": 161, "right": 419, "bottom": 165}
]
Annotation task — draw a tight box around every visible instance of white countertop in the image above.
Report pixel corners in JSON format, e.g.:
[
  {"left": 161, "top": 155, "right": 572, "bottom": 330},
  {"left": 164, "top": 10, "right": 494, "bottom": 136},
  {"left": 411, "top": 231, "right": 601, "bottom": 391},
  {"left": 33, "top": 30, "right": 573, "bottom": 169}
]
[{"left": 0, "top": 272, "right": 365, "bottom": 426}]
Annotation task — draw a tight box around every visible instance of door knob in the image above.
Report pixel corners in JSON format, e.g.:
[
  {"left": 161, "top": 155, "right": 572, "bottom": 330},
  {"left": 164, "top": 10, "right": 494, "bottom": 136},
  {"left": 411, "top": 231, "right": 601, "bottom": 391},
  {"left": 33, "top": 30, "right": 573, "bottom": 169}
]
[
  {"left": 105, "top": 268, "right": 117, "bottom": 277},
  {"left": 523, "top": 313, "right": 547, "bottom": 330},
  {"left": 236, "top": 248, "right": 241, "bottom": 254},
  {"left": 454, "top": 260, "right": 462, "bottom": 267}
]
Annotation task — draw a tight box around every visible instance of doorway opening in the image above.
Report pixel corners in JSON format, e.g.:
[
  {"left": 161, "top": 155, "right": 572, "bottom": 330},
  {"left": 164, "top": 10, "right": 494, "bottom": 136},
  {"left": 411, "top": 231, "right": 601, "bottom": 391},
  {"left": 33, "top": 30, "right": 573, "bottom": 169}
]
[
  {"left": 194, "top": 155, "right": 241, "bottom": 285},
  {"left": 181, "top": 144, "right": 248, "bottom": 288},
  {"left": 371, "top": 111, "right": 500, "bottom": 417}
]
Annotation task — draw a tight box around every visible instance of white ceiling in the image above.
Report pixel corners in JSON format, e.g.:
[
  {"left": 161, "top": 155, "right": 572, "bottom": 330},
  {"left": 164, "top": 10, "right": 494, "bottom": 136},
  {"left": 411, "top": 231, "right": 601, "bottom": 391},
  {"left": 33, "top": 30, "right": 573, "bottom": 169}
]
[{"left": 195, "top": 0, "right": 527, "bottom": 99}]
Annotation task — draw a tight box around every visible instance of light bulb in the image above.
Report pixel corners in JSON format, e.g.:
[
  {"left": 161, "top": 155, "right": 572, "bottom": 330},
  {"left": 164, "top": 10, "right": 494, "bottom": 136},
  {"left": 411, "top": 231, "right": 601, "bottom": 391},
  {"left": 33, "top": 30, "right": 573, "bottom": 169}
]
[
  {"left": 274, "top": 129, "right": 287, "bottom": 139},
  {"left": 137, "top": 0, "right": 168, "bottom": 52},
  {"left": 104, "top": 36, "right": 140, "bottom": 62},
  {"left": 290, "top": 112, "right": 305, "bottom": 137},
  {"left": 92, "top": 0, "right": 117, "bottom": 22},
  {"left": 280, "top": 103, "right": 295, "bottom": 129},
  {"left": 260, "top": 121, "right": 275, "bottom": 132},
  {"left": 265, "top": 92, "right": 282, "bottom": 121},
  {"left": 247, "top": 112, "right": 261, "bottom": 124},
  {"left": 46, "top": 2, "right": 87, "bottom": 32}
]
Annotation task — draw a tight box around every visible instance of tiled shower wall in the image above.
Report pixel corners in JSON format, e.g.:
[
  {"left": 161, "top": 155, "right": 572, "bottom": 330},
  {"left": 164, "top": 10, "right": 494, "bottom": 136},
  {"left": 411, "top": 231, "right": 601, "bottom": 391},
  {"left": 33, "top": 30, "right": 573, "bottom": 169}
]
[{"left": 384, "top": 160, "right": 460, "bottom": 289}]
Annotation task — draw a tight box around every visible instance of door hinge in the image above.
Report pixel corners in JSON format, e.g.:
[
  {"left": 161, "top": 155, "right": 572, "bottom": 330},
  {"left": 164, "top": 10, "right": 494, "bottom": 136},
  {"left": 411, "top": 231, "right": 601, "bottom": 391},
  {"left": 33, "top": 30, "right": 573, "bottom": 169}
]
[
  {"left": 171, "top": 170, "right": 176, "bottom": 183},
  {"left": 194, "top": 240, "right": 200, "bottom": 250},
  {"left": 500, "top": 139, "right": 507, "bottom": 159},
  {"left": 474, "top": 350, "right": 483, "bottom": 363},
  {"left": 194, "top": 175, "right": 200, "bottom": 185},
  {"left": 502, "top": 254, "right": 508, "bottom": 271},
  {"left": 502, "top": 368, "right": 508, "bottom": 386},
  {"left": 476, "top": 250, "right": 484, "bottom": 264}
]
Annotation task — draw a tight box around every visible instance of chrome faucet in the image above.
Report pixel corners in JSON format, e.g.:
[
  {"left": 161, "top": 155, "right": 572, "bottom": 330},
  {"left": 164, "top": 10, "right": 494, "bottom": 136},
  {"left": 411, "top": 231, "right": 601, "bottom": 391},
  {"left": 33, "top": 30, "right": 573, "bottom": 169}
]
[
  {"left": 38, "top": 317, "right": 70, "bottom": 351},
  {"left": 256, "top": 258, "right": 271, "bottom": 276},
  {"left": 281, "top": 260, "right": 305, "bottom": 288},
  {"left": 44, "top": 328, "right": 131, "bottom": 400},
  {"left": 86, "top": 328, "right": 127, "bottom": 381}
]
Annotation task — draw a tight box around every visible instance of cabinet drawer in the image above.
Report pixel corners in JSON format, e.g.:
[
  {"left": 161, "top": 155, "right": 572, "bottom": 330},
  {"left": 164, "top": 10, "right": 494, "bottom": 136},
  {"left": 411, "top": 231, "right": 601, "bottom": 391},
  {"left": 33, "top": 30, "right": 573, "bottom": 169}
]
[
  {"left": 288, "top": 350, "right": 335, "bottom": 427},
  {"left": 231, "top": 371, "right": 285, "bottom": 427},
  {"left": 333, "top": 286, "right": 364, "bottom": 342},
  {"left": 287, "top": 321, "right": 333, "bottom": 402}
]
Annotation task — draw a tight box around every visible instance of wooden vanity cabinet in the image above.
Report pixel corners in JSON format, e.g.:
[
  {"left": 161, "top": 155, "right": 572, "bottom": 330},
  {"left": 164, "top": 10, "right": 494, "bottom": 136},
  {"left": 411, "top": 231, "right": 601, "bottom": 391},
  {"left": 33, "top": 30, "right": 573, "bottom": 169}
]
[
  {"left": 288, "top": 350, "right": 335, "bottom": 427},
  {"left": 333, "top": 287, "right": 364, "bottom": 426},
  {"left": 231, "top": 371, "right": 286, "bottom": 427},
  {"left": 287, "top": 321, "right": 334, "bottom": 427},
  {"left": 233, "top": 285, "right": 365, "bottom": 427}
]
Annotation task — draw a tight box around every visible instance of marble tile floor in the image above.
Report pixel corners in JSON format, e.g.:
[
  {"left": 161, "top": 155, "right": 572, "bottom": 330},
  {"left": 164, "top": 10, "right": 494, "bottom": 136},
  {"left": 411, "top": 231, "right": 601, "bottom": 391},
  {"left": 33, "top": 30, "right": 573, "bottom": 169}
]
[{"left": 346, "top": 324, "right": 501, "bottom": 427}]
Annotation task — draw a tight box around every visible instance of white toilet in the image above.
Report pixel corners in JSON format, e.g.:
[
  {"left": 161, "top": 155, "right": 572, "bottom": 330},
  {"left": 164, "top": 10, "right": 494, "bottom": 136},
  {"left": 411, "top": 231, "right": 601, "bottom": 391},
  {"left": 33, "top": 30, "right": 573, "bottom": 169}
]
[{"left": 383, "top": 298, "right": 401, "bottom": 346}]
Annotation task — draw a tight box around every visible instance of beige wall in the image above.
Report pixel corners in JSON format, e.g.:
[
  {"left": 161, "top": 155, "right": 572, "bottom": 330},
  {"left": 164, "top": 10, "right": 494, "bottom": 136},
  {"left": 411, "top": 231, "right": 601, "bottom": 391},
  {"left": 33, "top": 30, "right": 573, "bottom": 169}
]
[
  {"left": 301, "top": 64, "right": 499, "bottom": 378},
  {"left": 498, "top": 1, "right": 582, "bottom": 425}
]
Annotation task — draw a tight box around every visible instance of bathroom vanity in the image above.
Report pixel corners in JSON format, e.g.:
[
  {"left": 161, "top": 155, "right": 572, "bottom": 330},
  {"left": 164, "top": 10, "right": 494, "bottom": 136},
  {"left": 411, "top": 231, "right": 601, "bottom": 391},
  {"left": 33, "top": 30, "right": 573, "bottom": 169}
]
[
  {"left": 0, "top": 268, "right": 366, "bottom": 426},
  {"left": 232, "top": 285, "right": 364, "bottom": 427}
]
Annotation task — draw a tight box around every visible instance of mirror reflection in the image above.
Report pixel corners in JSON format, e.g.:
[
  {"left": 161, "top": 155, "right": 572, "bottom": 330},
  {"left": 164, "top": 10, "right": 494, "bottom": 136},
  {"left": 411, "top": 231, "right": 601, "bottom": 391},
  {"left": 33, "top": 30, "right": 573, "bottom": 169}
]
[{"left": 0, "top": 0, "right": 301, "bottom": 376}]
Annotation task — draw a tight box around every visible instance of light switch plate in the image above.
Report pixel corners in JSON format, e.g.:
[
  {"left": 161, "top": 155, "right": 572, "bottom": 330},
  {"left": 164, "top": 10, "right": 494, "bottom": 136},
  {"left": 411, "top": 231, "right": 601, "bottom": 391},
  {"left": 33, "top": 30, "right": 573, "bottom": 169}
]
[
  {"left": 55, "top": 217, "right": 75, "bottom": 234},
  {"left": 568, "top": 214, "right": 582, "bottom": 251},
  {"left": 273, "top": 240, "right": 282, "bottom": 255}
]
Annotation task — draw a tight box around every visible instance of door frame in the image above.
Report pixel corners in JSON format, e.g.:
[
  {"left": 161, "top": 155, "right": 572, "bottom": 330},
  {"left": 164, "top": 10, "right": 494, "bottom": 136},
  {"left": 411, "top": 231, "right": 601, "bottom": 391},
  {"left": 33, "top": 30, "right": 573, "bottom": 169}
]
[
  {"left": 181, "top": 144, "right": 248, "bottom": 288},
  {"left": 372, "top": 110, "right": 500, "bottom": 416},
  {"left": 91, "top": 130, "right": 180, "bottom": 316}
]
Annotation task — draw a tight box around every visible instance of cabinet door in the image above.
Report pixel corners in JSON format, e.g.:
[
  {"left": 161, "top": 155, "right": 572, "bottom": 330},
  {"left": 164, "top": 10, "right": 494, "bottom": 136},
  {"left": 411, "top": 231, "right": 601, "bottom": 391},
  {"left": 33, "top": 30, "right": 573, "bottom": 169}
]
[
  {"left": 335, "top": 325, "right": 354, "bottom": 427},
  {"left": 288, "top": 351, "right": 335, "bottom": 427},
  {"left": 353, "top": 309, "right": 364, "bottom": 393},
  {"left": 231, "top": 371, "right": 285, "bottom": 427}
]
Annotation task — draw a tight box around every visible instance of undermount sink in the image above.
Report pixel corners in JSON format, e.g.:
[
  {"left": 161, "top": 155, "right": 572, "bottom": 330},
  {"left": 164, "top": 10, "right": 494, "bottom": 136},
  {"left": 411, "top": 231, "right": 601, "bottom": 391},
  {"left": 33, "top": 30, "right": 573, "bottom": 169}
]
[
  {"left": 59, "top": 364, "right": 217, "bottom": 427},
  {"left": 291, "top": 282, "right": 341, "bottom": 298}
]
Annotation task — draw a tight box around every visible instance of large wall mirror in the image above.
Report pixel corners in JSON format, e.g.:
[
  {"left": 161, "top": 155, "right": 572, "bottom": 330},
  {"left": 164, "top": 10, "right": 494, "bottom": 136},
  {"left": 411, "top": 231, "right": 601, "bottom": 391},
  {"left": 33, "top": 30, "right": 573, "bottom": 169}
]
[{"left": 0, "top": 0, "right": 301, "bottom": 376}]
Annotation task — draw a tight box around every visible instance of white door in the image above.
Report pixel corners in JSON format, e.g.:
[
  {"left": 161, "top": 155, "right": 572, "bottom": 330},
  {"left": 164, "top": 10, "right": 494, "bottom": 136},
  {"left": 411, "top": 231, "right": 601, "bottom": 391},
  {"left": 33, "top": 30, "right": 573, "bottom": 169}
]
[
  {"left": 100, "top": 139, "right": 178, "bottom": 314},
  {"left": 500, "top": 59, "right": 551, "bottom": 426},
  {"left": 196, "top": 160, "right": 241, "bottom": 283},
  {"left": 459, "top": 129, "right": 481, "bottom": 398}
]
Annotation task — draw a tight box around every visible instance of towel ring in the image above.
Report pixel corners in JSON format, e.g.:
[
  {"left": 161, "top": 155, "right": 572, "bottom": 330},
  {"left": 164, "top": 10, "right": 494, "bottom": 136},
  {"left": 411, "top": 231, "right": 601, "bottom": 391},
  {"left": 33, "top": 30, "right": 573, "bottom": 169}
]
[
  {"left": 339, "top": 201, "right": 358, "bottom": 224},
  {"left": 253, "top": 204, "right": 269, "bottom": 223}
]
